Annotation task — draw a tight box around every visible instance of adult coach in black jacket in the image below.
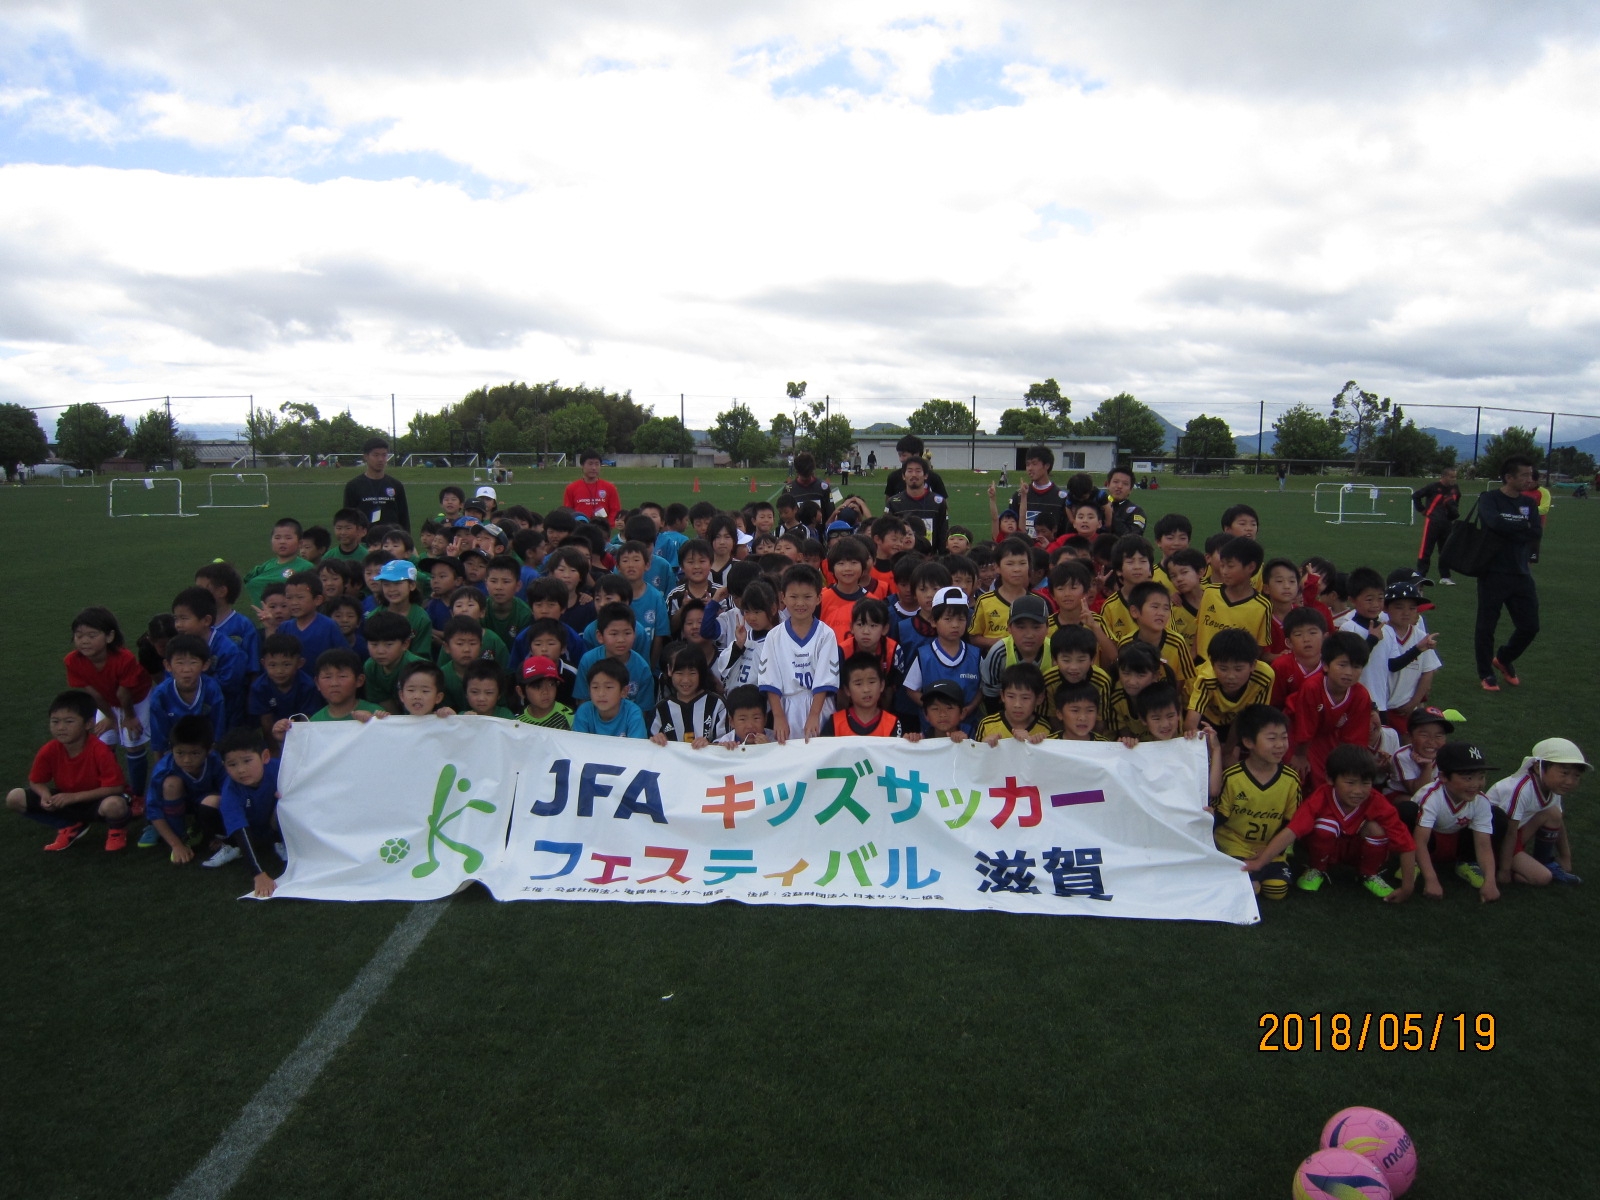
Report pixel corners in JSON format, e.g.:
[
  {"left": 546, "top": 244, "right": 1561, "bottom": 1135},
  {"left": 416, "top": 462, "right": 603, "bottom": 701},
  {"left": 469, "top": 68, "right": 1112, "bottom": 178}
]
[
  {"left": 1475, "top": 455, "right": 1540, "bottom": 692},
  {"left": 1412, "top": 467, "right": 1461, "bottom": 583},
  {"left": 343, "top": 437, "right": 410, "bottom": 530}
]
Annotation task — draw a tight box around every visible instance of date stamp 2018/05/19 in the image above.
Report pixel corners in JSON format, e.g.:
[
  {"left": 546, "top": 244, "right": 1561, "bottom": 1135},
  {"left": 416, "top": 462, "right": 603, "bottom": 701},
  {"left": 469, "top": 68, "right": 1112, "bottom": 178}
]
[{"left": 1258, "top": 1012, "right": 1495, "bottom": 1052}]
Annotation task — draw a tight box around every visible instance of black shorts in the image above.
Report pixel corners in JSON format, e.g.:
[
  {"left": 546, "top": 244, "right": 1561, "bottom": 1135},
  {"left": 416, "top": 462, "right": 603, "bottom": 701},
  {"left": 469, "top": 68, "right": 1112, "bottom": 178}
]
[
  {"left": 22, "top": 791, "right": 106, "bottom": 823},
  {"left": 1249, "top": 861, "right": 1293, "bottom": 887}
]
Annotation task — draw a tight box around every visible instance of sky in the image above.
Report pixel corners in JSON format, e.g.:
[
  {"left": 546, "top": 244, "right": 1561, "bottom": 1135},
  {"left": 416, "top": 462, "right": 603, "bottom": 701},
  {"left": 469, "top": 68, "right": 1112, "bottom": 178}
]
[{"left": 2, "top": 1, "right": 1599, "bottom": 442}]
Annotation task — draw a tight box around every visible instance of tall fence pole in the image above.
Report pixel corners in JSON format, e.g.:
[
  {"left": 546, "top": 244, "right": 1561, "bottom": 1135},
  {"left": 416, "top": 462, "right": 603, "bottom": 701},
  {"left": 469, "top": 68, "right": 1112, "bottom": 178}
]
[
  {"left": 1472, "top": 406, "right": 1481, "bottom": 464},
  {"left": 249, "top": 395, "right": 256, "bottom": 468},
  {"left": 1547, "top": 412, "right": 1556, "bottom": 465},
  {"left": 970, "top": 395, "right": 977, "bottom": 470},
  {"left": 1256, "top": 399, "right": 1264, "bottom": 471},
  {"left": 391, "top": 393, "right": 397, "bottom": 445}
]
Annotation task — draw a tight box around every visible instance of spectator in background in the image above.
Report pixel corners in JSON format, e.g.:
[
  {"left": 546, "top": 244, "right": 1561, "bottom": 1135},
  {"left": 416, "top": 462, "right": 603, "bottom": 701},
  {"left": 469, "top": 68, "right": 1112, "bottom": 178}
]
[
  {"left": 1476, "top": 455, "right": 1542, "bottom": 692},
  {"left": 883, "top": 434, "right": 949, "bottom": 503},
  {"left": 562, "top": 449, "right": 621, "bottom": 524}
]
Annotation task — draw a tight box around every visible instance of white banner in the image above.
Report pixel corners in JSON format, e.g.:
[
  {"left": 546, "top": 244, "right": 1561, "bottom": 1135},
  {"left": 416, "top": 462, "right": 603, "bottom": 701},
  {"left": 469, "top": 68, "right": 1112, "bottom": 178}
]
[{"left": 273, "top": 720, "right": 1259, "bottom": 924}]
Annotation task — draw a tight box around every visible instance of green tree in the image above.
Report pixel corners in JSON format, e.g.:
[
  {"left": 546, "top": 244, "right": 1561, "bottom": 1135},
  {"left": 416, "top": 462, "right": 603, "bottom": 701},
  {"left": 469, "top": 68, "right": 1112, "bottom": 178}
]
[
  {"left": 1546, "top": 445, "right": 1596, "bottom": 479},
  {"left": 54, "top": 403, "right": 128, "bottom": 469},
  {"left": 0, "top": 402, "right": 49, "bottom": 478},
  {"left": 1271, "top": 402, "right": 1347, "bottom": 465},
  {"left": 1023, "top": 378, "right": 1072, "bottom": 429},
  {"left": 128, "top": 409, "right": 179, "bottom": 467},
  {"left": 1329, "top": 381, "right": 1400, "bottom": 474},
  {"left": 1477, "top": 426, "right": 1543, "bottom": 480},
  {"left": 485, "top": 417, "right": 522, "bottom": 456},
  {"left": 770, "top": 412, "right": 795, "bottom": 448},
  {"left": 318, "top": 411, "right": 390, "bottom": 456},
  {"left": 710, "top": 402, "right": 766, "bottom": 465},
  {"left": 907, "top": 398, "right": 978, "bottom": 436},
  {"left": 997, "top": 406, "right": 1058, "bottom": 440},
  {"left": 805, "top": 414, "right": 856, "bottom": 473},
  {"left": 1181, "top": 414, "right": 1236, "bottom": 469},
  {"left": 1367, "top": 420, "right": 1451, "bottom": 477},
  {"left": 545, "top": 405, "right": 610, "bottom": 461},
  {"left": 632, "top": 416, "right": 695, "bottom": 456},
  {"left": 432, "top": 381, "right": 650, "bottom": 455},
  {"left": 403, "top": 409, "right": 453, "bottom": 454},
  {"left": 1076, "top": 393, "right": 1166, "bottom": 457}
]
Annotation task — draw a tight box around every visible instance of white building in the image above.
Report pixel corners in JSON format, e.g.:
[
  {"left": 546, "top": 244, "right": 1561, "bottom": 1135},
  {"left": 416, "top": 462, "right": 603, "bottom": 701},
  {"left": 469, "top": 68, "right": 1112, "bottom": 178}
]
[{"left": 850, "top": 433, "right": 1121, "bottom": 476}]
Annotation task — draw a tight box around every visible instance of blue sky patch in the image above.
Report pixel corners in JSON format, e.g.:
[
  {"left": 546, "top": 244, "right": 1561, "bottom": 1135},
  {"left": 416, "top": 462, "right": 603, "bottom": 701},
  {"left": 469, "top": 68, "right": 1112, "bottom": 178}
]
[{"left": 771, "top": 48, "right": 887, "bottom": 99}]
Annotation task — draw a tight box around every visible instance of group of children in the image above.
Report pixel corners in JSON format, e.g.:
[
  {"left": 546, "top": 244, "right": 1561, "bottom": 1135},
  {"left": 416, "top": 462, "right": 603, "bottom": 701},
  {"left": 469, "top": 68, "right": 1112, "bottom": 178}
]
[{"left": 11, "top": 456, "right": 1585, "bottom": 906}]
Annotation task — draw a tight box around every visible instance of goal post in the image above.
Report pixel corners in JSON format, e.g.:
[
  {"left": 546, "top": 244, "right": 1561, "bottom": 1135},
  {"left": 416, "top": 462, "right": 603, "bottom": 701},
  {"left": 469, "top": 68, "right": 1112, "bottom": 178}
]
[
  {"left": 402, "top": 453, "right": 479, "bottom": 468},
  {"left": 491, "top": 452, "right": 564, "bottom": 470},
  {"left": 1314, "top": 482, "right": 1416, "bottom": 525},
  {"left": 200, "top": 472, "right": 271, "bottom": 509},
  {"left": 251, "top": 454, "right": 311, "bottom": 469},
  {"left": 109, "top": 477, "right": 194, "bottom": 518},
  {"left": 317, "top": 453, "right": 368, "bottom": 469},
  {"left": 61, "top": 469, "right": 97, "bottom": 487}
]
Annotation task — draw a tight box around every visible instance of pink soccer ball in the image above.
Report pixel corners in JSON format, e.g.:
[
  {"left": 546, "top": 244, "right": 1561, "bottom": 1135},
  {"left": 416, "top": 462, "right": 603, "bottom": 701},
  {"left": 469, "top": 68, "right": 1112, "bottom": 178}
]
[
  {"left": 1321, "top": 1106, "right": 1418, "bottom": 1195},
  {"left": 1292, "top": 1147, "right": 1392, "bottom": 1200}
]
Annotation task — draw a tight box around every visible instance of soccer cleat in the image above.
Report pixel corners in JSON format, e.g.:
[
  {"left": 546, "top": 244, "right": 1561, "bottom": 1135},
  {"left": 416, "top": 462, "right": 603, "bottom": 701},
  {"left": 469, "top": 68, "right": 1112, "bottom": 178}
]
[
  {"left": 1439, "top": 577, "right": 1456, "bottom": 586},
  {"left": 1492, "top": 657, "right": 1520, "bottom": 686},
  {"left": 1546, "top": 862, "right": 1584, "bottom": 885},
  {"left": 1362, "top": 874, "right": 1397, "bottom": 899},
  {"left": 104, "top": 828, "right": 129, "bottom": 852},
  {"left": 201, "top": 843, "right": 241, "bottom": 869},
  {"left": 137, "top": 824, "right": 161, "bottom": 849},
  {"left": 44, "top": 822, "right": 90, "bottom": 852},
  {"left": 129, "top": 796, "right": 145, "bottom": 818},
  {"left": 1481, "top": 677, "right": 1501, "bottom": 692},
  {"left": 1296, "top": 868, "right": 1328, "bottom": 892},
  {"left": 1455, "top": 862, "right": 1487, "bottom": 888}
]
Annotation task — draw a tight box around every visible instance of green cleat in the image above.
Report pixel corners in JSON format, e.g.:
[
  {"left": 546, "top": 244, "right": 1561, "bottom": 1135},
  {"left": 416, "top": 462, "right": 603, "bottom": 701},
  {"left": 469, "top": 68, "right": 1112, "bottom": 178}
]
[
  {"left": 1455, "top": 862, "right": 1487, "bottom": 888},
  {"left": 1362, "top": 874, "right": 1396, "bottom": 899},
  {"left": 1296, "top": 868, "right": 1327, "bottom": 893}
]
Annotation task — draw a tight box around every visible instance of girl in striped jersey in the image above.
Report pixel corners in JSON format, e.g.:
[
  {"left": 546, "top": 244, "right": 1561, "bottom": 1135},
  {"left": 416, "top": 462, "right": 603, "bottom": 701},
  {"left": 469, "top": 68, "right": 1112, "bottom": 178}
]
[{"left": 650, "top": 642, "right": 728, "bottom": 748}]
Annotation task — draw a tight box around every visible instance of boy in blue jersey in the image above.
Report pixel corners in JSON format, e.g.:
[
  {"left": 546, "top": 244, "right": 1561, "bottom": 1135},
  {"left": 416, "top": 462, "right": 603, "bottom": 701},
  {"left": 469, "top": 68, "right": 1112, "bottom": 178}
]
[
  {"left": 268, "top": 572, "right": 347, "bottom": 666},
  {"left": 171, "top": 585, "right": 248, "bottom": 725},
  {"left": 248, "top": 632, "right": 324, "bottom": 748},
  {"left": 573, "top": 657, "right": 648, "bottom": 738},
  {"left": 623, "top": 513, "right": 677, "bottom": 597},
  {"left": 139, "top": 715, "right": 225, "bottom": 859},
  {"left": 198, "top": 727, "right": 283, "bottom": 896},
  {"left": 903, "top": 586, "right": 982, "bottom": 733},
  {"left": 615, "top": 538, "right": 670, "bottom": 666},
  {"left": 575, "top": 603, "right": 656, "bottom": 710},
  {"left": 194, "top": 562, "right": 260, "bottom": 681},
  {"left": 147, "top": 635, "right": 227, "bottom": 757}
]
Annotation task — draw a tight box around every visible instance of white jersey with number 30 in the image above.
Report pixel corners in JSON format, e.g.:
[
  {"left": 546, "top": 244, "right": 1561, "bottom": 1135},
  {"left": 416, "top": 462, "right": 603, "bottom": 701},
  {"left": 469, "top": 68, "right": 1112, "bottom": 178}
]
[{"left": 758, "top": 617, "right": 839, "bottom": 732}]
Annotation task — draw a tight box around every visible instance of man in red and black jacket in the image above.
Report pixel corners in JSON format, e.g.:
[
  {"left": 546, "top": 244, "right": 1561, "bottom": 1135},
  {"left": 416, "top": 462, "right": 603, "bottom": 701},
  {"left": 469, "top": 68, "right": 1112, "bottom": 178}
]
[{"left": 1411, "top": 466, "right": 1461, "bottom": 583}]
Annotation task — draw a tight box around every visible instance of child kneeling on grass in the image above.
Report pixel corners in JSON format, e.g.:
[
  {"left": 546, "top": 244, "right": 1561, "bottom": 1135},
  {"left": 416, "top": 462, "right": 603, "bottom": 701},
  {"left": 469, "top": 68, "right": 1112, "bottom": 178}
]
[
  {"left": 1413, "top": 742, "right": 1501, "bottom": 903},
  {"left": 1242, "top": 743, "right": 1415, "bottom": 902},
  {"left": 1213, "top": 704, "right": 1301, "bottom": 900},
  {"left": 1488, "top": 737, "right": 1588, "bottom": 887},
  {"left": 198, "top": 727, "right": 284, "bottom": 897},
  {"left": 139, "top": 715, "right": 225, "bottom": 858},
  {"left": 6, "top": 689, "right": 132, "bottom": 852}
]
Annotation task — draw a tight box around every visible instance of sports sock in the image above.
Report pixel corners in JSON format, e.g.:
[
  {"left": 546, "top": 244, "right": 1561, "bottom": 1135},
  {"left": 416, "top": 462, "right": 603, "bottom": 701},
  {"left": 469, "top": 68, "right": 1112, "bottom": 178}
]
[
  {"left": 1533, "top": 828, "right": 1560, "bottom": 864},
  {"left": 124, "top": 748, "right": 148, "bottom": 795}
]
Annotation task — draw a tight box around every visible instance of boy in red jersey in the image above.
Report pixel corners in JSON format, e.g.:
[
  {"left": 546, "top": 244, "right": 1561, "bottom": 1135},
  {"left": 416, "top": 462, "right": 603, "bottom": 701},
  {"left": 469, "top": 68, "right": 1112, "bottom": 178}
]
[
  {"left": 1242, "top": 744, "right": 1416, "bottom": 901},
  {"left": 6, "top": 690, "right": 132, "bottom": 851},
  {"left": 1285, "top": 631, "right": 1373, "bottom": 788},
  {"left": 1269, "top": 607, "right": 1327, "bottom": 710}
]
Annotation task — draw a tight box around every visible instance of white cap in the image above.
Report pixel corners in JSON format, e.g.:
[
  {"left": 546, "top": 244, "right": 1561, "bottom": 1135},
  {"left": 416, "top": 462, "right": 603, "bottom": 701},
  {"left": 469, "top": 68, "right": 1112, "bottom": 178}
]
[
  {"left": 932, "top": 585, "right": 970, "bottom": 610},
  {"left": 1532, "top": 737, "right": 1591, "bottom": 769},
  {"left": 736, "top": 528, "right": 753, "bottom": 546},
  {"left": 474, "top": 486, "right": 497, "bottom": 499}
]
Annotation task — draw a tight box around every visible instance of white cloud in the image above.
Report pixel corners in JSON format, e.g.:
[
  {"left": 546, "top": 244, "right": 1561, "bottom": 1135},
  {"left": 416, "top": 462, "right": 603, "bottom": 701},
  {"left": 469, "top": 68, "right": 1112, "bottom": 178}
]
[{"left": 0, "top": 3, "right": 1598, "bottom": 439}]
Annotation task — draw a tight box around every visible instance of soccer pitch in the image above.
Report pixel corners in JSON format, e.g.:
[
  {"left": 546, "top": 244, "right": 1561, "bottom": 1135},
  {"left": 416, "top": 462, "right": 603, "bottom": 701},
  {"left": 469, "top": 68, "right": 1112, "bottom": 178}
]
[{"left": 2, "top": 468, "right": 1594, "bottom": 1198}]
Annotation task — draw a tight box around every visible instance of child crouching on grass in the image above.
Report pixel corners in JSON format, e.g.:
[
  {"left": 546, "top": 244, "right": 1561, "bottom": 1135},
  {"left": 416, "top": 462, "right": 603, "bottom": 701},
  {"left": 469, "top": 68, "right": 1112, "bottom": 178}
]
[
  {"left": 6, "top": 690, "right": 132, "bottom": 852},
  {"left": 197, "top": 727, "right": 284, "bottom": 897},
  {"left": 1242, "top": 744, "right": 1416, "bottom": 902},
  {"left": 139, "top": 715, "right": 225, "bottom": 857},
  {"left": 1412, "top": 742, "right": 1501, "bottom": 903}
]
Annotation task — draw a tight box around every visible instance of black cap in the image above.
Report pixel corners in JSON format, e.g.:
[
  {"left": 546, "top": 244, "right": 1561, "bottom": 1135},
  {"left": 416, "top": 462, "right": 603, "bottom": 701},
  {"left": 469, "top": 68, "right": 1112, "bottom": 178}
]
[
  {"left": 922, "top": 680, "right": 965, "bottom": 707},
  {"left": 417, "top": 556, "right": 464, "bottom": 576},
  {"left": 1008, "top": 594, "right": 1050, "bottom": 624},
  {"left": 1407, "top": 707, "right": 1453, "bottom": 734},
  {"left": 1436, "top": 742, "right": 1496, "bottom": 775}
]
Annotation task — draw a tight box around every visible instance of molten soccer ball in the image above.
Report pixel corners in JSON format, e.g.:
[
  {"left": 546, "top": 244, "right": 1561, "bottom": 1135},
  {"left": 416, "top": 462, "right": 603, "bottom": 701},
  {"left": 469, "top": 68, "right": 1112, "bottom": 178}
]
[
  {"left": 378, "top": 837, "right": 411, "bottom": 864},
  {"left": 1321, "top": 1106, "right": 1416, "bottom": 1195},
  {"left": 1293, "top": 1147, "right": 1392, "bottom": 1200}
]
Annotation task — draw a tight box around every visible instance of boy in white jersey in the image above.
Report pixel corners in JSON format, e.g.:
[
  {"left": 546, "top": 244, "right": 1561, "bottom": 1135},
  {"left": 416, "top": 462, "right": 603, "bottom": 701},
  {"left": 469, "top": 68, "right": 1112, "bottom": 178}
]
[
  {"left": 759, "top": 564, "right": 839, "bottom": 742},
  {"left": 1488, "top": 737, "right": 1588, "bottom": 886},
  {"left": 1413, "top": 742, "right": 1500, "bottom": 902}
]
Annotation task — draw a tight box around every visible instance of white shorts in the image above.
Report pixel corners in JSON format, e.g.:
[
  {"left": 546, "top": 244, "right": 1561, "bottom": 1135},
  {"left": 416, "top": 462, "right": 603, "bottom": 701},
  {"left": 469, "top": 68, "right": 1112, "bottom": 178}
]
[{"left": 97, "top": 695, "right": 152, "bottom": 749}]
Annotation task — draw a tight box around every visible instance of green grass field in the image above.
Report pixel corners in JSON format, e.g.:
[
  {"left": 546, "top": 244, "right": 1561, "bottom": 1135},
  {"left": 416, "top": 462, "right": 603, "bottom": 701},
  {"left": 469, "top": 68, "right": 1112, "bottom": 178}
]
[{"left": 3, "top": 466, "right": 1594, "bottom": 1198}]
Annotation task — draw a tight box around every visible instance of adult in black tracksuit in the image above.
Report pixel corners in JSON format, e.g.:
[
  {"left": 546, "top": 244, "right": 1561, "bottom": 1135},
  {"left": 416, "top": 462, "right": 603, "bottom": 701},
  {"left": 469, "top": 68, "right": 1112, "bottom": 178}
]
[
  {"left": 1475, "top": 455, "right": 1541, "bottom": 690},
  {"left": 1411, "top": 467, "right": 1461, "bottom": 582}
]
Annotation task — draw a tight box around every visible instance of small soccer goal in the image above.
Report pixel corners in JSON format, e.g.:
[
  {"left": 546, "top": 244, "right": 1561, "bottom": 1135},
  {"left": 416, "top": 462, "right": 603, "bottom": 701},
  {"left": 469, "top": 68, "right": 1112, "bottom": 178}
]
[
  {"left": 201, "top": 472, "right": 270, "bottom": 509},
  {"left": 491, "top": 452, "right": 564, "bottom": 470},
  {"left": 60, "top": 469, "right": 97, "bottom": 487},
  {"left": 402, "top": 452, "right": 479, "bottom": 468},
  {"left": 1313, "top": 482, "right": 1416, "bottom": 525},
  {"left": 317, "top": 453, "right": 368, "bottom": 468},
  {"left": 472, "top": 466, "right": 514, "bottom": 484},
  {"left": 109, "top": 477, "right": 195, "bottom": 518}
]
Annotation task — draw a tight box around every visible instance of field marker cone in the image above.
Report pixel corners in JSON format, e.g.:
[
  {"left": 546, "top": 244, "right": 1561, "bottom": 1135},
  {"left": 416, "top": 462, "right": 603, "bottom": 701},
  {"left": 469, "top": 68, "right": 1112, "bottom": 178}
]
[
  {"left": 693, "top": 477, "right": 700, "bottom": 493},
  {"left": 749, "top": 476, "right": 758, "bottom": 493}
]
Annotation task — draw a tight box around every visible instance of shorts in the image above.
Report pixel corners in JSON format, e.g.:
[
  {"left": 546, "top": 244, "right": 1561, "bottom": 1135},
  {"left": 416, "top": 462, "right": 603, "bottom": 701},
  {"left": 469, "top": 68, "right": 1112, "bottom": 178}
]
[
  {"left": 1248, "top": 860, "right": 1293, "bottom": 888},
  {"left": 97, "top": 695, "right": 152, "bottom": 749},
  {"left": 21, "top": 790, "right": 111, "bottom": 823}
]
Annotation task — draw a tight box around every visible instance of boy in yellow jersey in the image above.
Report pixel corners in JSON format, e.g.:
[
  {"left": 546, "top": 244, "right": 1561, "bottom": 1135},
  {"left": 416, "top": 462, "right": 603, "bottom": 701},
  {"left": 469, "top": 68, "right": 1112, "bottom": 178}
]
[
  {"left": 1047, "top": 625, "right": 1113, "bottom": 733},
  {"left": 1161, "top": 548, "right": 1207, "bottom": 649},
  {"left": 1095, "top": 535, "right": 1156, "bottom": 646},
  {"left": 1116, "top": 581, "right": 1197, "bottom": 699},
  {"left": 968, "top": 537, "right": 1033, "bottom": 650},
  {"left": 1187, "top": 629, "right": 1275, "bottom": 757},
  {"left": 1213, "top": 704, "right": 1301, "bottom": 900},
  {"left": 1102, "top": 641, "right": 1170, "bottom": 740},
  {"left": 1196, "top": 536, "right": 1272, "bottom": 661},
  {"left": 1053, "top": 680, "right": 1103, "bottom": 742},
  {"left": 977, "top": 663, "right": 1053, "bottom": 744}
]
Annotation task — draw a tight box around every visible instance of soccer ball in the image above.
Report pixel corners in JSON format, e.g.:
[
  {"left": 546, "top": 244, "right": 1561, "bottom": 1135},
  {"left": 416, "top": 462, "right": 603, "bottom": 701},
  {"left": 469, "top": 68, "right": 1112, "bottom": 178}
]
[
  {"left": 1321, "top": 1106, "right": 1417, "bottom": 1196},
  {"left": 1293, "top": 1147, "right": 1392, "bottom": 1200},
  {"left": 378, "top": 837, "right": 411, "bottom": 864}
]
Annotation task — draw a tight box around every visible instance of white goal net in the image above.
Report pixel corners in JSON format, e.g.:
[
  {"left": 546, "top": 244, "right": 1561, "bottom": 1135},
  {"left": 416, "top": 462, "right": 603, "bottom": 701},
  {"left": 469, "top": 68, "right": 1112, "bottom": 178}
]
[
  {"left": 1314, "top": 483, "right": 1415, "bottom": 525},
  {"left": 201, "top": 472, "right": 271, "bottom": 508},
  {"left": 109, "top": 477, "right": 194, "bottom": 518}
]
